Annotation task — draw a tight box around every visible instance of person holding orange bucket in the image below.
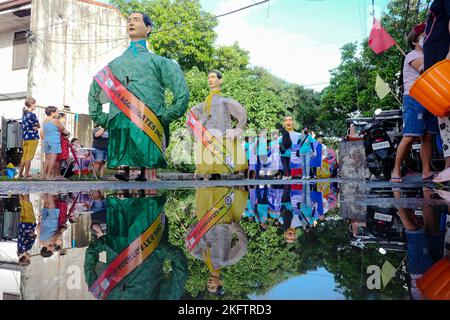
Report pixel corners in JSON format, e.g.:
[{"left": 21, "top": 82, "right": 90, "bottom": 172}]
[
  {"left": 390, "top": 24, "right": 438, "bottom": 183},
  {"left": 421, "top": 0, "right": 450, "bottom": 182}
]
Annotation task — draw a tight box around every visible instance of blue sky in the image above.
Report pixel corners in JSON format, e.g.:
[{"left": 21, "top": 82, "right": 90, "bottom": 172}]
[
  {"left": 249, "top": 267, "right": 346, "bottom": 300},
  {"left": 97, "top": 0, "right": 391, "bottom": 90}
]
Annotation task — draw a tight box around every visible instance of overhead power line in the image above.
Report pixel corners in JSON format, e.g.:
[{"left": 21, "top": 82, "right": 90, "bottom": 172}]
[
  {"left": 152, "top": 0, "right": 270, "bottom": 34},
  {"left": 33, "top": 0, "right": 270, "bottom": 44}
]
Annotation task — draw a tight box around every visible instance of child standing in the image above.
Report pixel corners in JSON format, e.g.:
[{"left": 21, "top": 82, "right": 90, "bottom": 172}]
[{"left": 55, "top": 112, "right": 70, "bottom": 179}]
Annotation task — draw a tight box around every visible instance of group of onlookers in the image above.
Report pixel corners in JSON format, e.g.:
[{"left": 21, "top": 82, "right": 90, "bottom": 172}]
[
  {"left": 17, "top": 98, "right": 109, "bottom": 180},
  {"left": 244, "top": 116, "right": 337, "bottom": 180},
  {"left": 243, "top": 183, "right": 338, "bottom": 243}
]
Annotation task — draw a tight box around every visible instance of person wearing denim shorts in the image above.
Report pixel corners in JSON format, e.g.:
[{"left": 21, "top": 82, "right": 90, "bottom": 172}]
[
  {"left": 92, "top": 125, "right": 109, "bottom": 178},
  {"left": 42, "top": 106, "right": 68, "bottom": 180},
  {"left": 391, "top": 24, "right": 438, "bottom": 182}
]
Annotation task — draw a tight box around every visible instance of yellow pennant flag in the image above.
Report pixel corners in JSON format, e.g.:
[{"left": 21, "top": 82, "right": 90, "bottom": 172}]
[
  {"left": 381, "top": 260, "right": 397, "bottom": 289},
  {"left": 375, "top": 74, "right": 391, "bottom": 100}
]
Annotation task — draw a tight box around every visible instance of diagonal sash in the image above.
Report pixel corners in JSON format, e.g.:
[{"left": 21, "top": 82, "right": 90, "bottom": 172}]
[
  {"left": 186, "top": 189, "right": 234, "bottom": 251},
  {"left": 187, "top": 111, "right": 235, "bottom": 172},
  {"left": 94, "top": 66, "right": 164, "bottom": 154},
  {"left": 89, "top": 211, "right": 165, "bottom": 300}
]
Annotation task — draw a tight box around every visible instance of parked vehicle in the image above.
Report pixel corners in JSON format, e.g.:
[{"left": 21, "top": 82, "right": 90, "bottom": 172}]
[
  {"left": 346, "top": 109, "right": 445, "bottom": 180},
  {"left": 360, "top": 118, "right": 397, "bottom": 181}
]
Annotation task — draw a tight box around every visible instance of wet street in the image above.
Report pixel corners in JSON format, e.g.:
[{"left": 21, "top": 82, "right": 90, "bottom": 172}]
[{"left": 0, "top": 180, "right": 449, "bottom": 300}]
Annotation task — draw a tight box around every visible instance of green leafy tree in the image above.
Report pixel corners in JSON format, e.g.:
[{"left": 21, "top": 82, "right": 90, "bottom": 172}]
[
  {"left": 210, "top": 42, "right": 250, "bottom": 71},
  {"left": 110, "top": 0, "right": 218, "bottom": 71},
  {"left": 319, "top": 0, "right": 429, "bottom": 137}
]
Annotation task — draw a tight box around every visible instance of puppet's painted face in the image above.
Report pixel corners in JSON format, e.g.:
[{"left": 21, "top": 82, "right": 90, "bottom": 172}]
[
  {"left": 208, "top": 72, "right": 223, "bottom": 90},
  {"left": 127, "top": 13, "right": 151, "bottom": 40},
  {"left": 285, "top": 229, "right": 296, "bottom": 244},
  {"left": 284, "top": 116, "right": 294, "bottom": 131}
]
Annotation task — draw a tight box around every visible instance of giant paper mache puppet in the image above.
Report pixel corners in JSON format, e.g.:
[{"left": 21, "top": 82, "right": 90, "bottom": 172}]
[
  {"left": 186, "top": 70, "right": 248, "bottom": 180},
  {"left": 89, "top": 12, "right": 189, "bottom": 181}
]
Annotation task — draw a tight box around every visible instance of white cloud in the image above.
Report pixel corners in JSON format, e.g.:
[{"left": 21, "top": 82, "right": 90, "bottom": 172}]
[{"left": 213, "top": 0, "right": 343, "bottom": 91}]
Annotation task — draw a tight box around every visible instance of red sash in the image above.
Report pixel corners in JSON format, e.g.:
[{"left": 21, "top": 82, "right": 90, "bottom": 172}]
[
  {"left": 187, "top": 111, "right": 235, "bottom": 172},
  {"left": 89, "top": 212, "right": 165, "bottom": 300},
  {"left": 186, "top": 189, "right": 234, "bottom": 251},
  {"left": 94, "top": 66, "right": 164, "bottom": 153}
]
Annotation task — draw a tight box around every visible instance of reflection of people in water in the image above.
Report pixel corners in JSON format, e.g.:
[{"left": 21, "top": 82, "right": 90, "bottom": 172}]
[
  {"left": 186, "top": 187, "right": 248, "bottom": 296},
  {"left": 394, "top": 188, "right": 446, "bottom": 300},
  {"left": 37, "top": 194, "right": 67, "bottom": 258},
  {"left": 84, "top": 191, "right": 188, "bottom": 300},
  {"left": 90, "top": 190, "right": 107, "bottom": 239},
  {"left": 279, "top": 185, "right": 298, "bottom": 243},
  {"left": 298, "top": 183, "right": 323, "bottom": 230},
  {"left": 243, "top": 185, "right": 256, "bottom": 222},
  {"left": 18, "top": 194, "right": 37, "bottom": 266},
  {"left": 268, "top": 185, "right": 284, "bottom": 226},
  {"left": 255, "top": 185, "right": 269, "bottom": 231}
]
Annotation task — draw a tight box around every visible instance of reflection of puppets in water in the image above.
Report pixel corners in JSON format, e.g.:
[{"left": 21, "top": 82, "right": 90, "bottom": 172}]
[
  {"left": 185, "top": 187, "right": 248, "bottom": 295},
  {"left": 84, "top": 192, "right": 188, "bottom": 300}
]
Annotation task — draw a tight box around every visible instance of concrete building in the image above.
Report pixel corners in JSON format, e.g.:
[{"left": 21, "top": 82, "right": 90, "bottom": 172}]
[
  {"left": 0, "top": 0, "right": 128, "bottom": 172},
  {"left": 1, "top": 0, "right": 128, "bottom": 119},
  {"left": 0, "top": 0, "right": 32, "bottom": 120}
]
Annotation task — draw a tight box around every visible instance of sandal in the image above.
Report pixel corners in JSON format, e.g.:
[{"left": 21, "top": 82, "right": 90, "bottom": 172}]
[
  {"left": 422, "top": 173, "right": 436, "bottom": 181},
  {"left": 434, "top": 189, "right": 450, "bottom": 202},
  {"left": 432, "top": 168, "right": 450, "bottom": 183}
]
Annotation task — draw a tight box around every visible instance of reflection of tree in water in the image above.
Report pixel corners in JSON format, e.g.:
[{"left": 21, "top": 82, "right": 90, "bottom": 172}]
[
  {"left": 164, "top": 191, "right": 408, "bottom": 300},
  {"left": 295, "top": 220, "right": 408, "bottom": 300}
]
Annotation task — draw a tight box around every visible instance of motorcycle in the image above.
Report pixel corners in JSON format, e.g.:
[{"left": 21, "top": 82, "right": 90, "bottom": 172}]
[{"left": 360, "top": 119, "right": 396, "bottom": 181}]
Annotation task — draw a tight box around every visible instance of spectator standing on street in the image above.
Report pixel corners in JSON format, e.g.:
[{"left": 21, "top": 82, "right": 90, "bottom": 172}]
[
  {"left": 54, "top": 112, "right": 71, "bottom": 180},
  {"left": 92, "top": 124, "right": 109, "bottom": 179},
  {"left": 390, "top": 24, "right": 437, "bottom": 183},
  {"left": 18, "top": 98, "right": 40, "bottom": 179},
  {"left": 424, "top": 0, "right": 450, "bottom": 183},
  {"left": 42, "top": 107, "right": 69, "bottom": 180}
]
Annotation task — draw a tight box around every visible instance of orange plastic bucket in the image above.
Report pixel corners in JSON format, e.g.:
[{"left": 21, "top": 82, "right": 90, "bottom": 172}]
[
  {"left": 416, "top": 257, "right": 450, "bottom": 300},
  {"left": 410, "top": 59, "right": 450, "bottom": 117}
]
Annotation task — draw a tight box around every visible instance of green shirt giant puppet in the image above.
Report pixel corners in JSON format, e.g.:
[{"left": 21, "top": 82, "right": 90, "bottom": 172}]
[{"left": 88, "top": 12, "right": 189, "bottom": 181}]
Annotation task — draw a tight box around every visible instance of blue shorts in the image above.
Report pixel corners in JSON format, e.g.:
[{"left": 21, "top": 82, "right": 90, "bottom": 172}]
[
  {"left": 43, "top": 141, "right": 61, "bottom": 154},
  {"left": 93, "top": 149, "right": 107, "bottom": 161},
  {"left": 402, "top": 95, "right": 438, "bottom": 136},
  {"left": 405, "top": 230, "right": 444, "bottom": 274}
]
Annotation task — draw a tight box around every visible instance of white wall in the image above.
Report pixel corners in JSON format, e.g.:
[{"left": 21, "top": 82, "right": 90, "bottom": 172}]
[
  {"left": 0, "top": 241, "right": 18, "bottom": 263},
  {"left": 0, "top": 269, "right": 21, "bottom": 299},
  {"left": 0, "top": 98, "right": 25, "bottom": 119},
  {"left": 0, "top": 26, "right": 28, "bottom": 121},
  {"left": 0, "top": 30, "right": 28, "bottom": 95},
  {"left": 22, "top": 247, "right": 95, "bottom": 300},
  {"left": 29, "top": 0, "right": 128, "bottom": 115}
]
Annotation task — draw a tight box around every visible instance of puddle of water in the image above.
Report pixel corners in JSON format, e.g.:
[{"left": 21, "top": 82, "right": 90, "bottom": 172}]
[{"left": 0, "top": 182, "right": 448, "bottom": 300}]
